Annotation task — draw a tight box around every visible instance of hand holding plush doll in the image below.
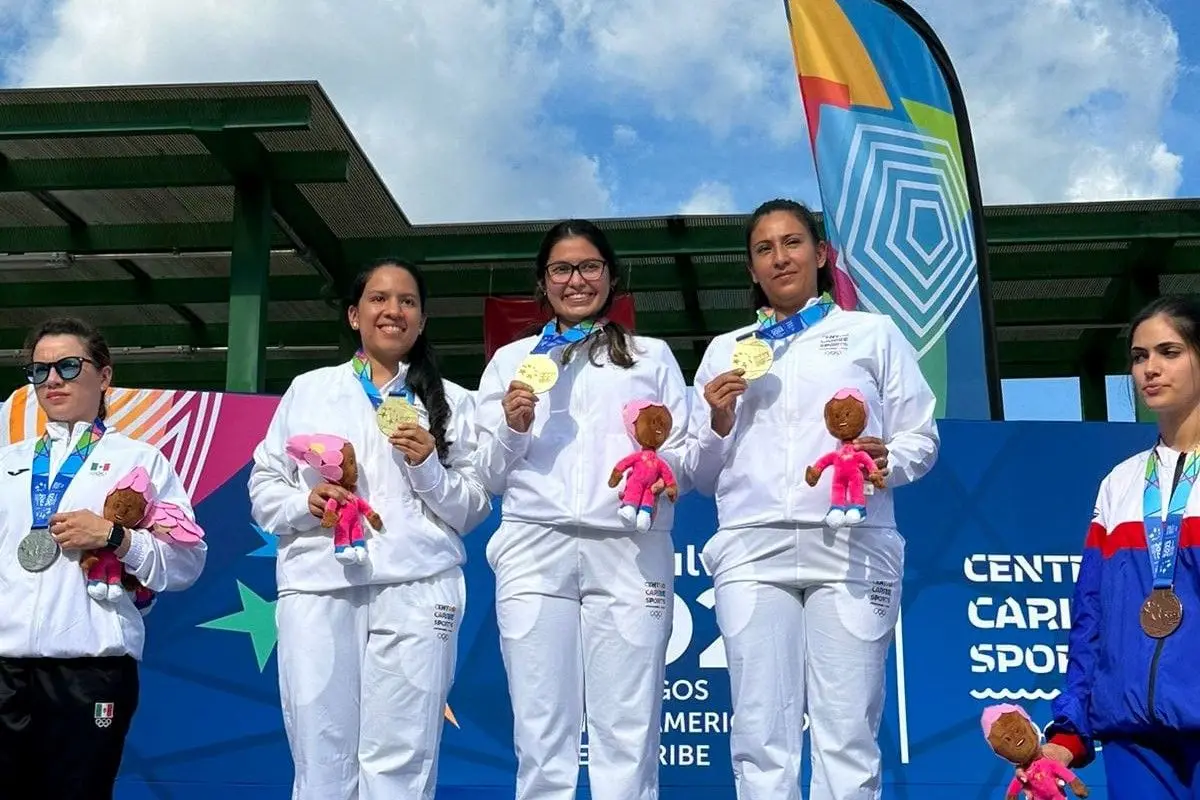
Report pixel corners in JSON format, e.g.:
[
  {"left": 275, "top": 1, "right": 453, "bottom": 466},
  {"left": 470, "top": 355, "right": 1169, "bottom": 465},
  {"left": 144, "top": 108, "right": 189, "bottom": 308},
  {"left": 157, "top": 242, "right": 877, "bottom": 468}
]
[
  {"left": 81, "top": 467, "right": 155, "bottom": 602},
  {"left": 82, "top": 467, "right": 206, "bottom": 612},
  {"left": 609, "top": 400, "right": 678, "bottom": 533},
  {"left": 805, "top": 388, "right": 886, "bottom": 528},
  {"left": 286, "top": 434, "right": 382, "bottom": 565},
  {"left": 982, "top": 704, "right": 1089, "bottom": 800}
]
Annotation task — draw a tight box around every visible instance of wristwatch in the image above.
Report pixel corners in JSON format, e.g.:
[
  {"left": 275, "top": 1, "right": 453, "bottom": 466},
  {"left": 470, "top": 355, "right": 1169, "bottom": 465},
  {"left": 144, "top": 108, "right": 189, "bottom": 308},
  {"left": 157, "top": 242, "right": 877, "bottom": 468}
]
[{"left": 106, "top": 523, "right": 126, "bottom": 550}]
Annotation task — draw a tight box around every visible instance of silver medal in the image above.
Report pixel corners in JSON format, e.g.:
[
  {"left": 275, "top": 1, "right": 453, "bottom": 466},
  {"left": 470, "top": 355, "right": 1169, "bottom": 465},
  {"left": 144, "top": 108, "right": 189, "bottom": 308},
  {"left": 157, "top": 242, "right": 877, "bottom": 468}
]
[{"left": 17, "top": 528, "right": 59, "bottom": 572}]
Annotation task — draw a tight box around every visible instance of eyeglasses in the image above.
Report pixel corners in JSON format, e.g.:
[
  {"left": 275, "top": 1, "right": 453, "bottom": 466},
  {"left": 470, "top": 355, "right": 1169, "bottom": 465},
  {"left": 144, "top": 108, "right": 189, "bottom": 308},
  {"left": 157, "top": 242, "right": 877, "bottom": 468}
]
[
  {"left": 545, "top": 259, "right": 607, "bottom": 284},
  {"left": 24, "top": 356, "right": 95, "bottom": 386}
]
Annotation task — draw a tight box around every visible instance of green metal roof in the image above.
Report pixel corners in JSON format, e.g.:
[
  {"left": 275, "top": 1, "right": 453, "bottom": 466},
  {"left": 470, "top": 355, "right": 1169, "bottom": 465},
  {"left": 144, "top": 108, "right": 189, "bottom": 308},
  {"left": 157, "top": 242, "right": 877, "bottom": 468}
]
[{"left": 0, "top": 81, "right": 1196, "bottom": 418}]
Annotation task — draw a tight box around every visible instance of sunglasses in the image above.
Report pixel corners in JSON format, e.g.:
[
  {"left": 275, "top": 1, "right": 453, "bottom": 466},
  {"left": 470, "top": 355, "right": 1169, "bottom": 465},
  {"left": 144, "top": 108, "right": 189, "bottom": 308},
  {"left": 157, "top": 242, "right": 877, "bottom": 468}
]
[{"left": 24, "top": 356, "right": 96, "bottom": 386}]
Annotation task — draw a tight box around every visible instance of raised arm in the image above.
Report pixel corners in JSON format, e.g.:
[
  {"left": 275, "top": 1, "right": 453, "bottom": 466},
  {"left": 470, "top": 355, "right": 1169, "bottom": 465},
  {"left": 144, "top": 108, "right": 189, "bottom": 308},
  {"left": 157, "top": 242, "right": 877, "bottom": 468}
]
[{"left": 472, "top": 353, "right": 531, "bottom": 496}]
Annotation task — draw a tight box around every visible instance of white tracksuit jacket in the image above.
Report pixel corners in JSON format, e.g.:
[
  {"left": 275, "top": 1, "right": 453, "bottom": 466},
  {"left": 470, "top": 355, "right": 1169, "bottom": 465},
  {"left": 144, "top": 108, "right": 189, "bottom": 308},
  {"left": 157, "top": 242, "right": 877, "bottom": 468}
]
[
  {"left": 475, "top": 333, "right": 691, "bottom": 531},
  {"left": 687, "top": 303, "right": 940, "bottom": 535},
  {"left": 0, "top": 422, "right": 206, "bottom": 661},
  {"left": 248, "top": 361, "right": 492, "bottom": 593}
]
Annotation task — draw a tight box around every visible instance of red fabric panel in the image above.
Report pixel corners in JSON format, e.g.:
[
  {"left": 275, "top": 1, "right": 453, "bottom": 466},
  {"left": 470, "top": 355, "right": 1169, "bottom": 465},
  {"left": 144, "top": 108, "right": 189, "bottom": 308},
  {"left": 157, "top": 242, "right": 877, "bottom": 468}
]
[{"left": 482, "top": 294, "right": 636, "bottom": 361}]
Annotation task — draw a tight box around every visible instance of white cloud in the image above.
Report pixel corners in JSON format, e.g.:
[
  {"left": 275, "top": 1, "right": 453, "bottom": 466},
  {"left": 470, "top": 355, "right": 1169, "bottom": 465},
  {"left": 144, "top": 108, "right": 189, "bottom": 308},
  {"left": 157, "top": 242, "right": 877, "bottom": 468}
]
[
  {"left": 1, "top": 0, "right": 1185, "bottom": 220},
  {"left": 543, "top": 0, "right": 1183, "bottom": 204},
  {"left": 612, "top": 124, "right": 639, "bottom": 148},
  {"left": 546, "top": 0, "right": 806, "bottom": 144},
  {"left": 917, "top": 0, "right": 1183, "bottom": 203},
  {"left": 5, "top": 0, "right": 613, "bottom": 224},
  {"left": 678, "top": 180, "right": 737, "bottom": 215}
]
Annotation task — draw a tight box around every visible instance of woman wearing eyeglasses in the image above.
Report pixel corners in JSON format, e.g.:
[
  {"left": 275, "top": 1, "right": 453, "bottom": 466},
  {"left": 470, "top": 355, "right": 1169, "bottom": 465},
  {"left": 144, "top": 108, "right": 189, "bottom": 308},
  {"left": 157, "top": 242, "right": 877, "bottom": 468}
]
[
  {"left": 0, "top": 317, "right": 207, "bottom": 799},
  {"left": 474, "top": 219, "right": 690, "bottom": 800}
]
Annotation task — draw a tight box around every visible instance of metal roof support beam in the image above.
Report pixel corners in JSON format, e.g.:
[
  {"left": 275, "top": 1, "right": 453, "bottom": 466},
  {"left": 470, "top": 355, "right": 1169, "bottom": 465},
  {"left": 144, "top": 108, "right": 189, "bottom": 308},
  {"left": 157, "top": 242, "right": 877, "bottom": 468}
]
[
  {"left": 1079, "top": 369, "right": 1107, "bottom": 422},
  {"left": 0, "top": 222, "right": 284, "bottom": 253},
  {"left": 0, "top": 96, "right": 313, "bottom": 140},
  {"left": 197, "top": 131, "right": 348, "bottom": 293},
  {"left": 0, "top": 275, "right": 324, "bottom": 308},
  {"left": 1076, "top": 239, "right": 1167, "bottom": 422},
  {"left": 226, "top": 180, "right": 272, "bottom": 393},
  {"left": 985, "top": 211, "right": 1200, "bottom": 245},
  {"left": 0, "top": 152, "right": 349, "bottom": 192}
]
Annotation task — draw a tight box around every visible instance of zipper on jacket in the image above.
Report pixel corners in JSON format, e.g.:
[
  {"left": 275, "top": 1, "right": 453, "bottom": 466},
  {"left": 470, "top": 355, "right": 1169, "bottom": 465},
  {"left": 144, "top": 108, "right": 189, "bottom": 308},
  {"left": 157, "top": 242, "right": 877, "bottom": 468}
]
[
  {"left": 1146, "top": 639, "right": 1165, "bottom": 724},
  {"left": 783, "top": 341, "right": 793, "bottom": 521}
]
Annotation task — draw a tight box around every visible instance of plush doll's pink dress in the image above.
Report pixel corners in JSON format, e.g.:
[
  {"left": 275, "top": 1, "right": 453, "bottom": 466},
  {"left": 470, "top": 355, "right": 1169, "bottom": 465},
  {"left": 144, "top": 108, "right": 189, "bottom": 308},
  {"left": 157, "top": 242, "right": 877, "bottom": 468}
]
[
  {"left": 808, "top": 388, "right": 881, "bottom": 527},
  {"left": 613, "top": 400, "right": 677, "bottom": 532},
  {"left": 810, "top": 444, "right": 876, "bottom": 514},
  {"left": 286, "top": 434, "right": 380, "bottom": 565},
  {"left": 1005, "top": 758, "right": 1081, "bottom": 800}
]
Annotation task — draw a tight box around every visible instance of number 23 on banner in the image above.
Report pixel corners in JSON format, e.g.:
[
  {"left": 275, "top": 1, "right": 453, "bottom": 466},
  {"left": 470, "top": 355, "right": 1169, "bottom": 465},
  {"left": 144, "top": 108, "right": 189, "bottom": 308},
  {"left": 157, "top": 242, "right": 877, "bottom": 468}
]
[{"left": 665, "top": 589, "right": 727, "bottom": 669}]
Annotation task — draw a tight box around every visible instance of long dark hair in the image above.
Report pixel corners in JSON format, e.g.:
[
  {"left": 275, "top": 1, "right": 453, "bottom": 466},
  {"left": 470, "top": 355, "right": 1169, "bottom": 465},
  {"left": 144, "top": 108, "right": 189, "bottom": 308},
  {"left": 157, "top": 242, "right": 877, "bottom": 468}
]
[
  {"left": 744, "top": 198, "right": 835, "bottom": 309},
  {"left": 533, "top": 219, "right": 635, "bottom": 369},
  {"left": 24, "top": 317, "right": 112, "bottom": 421},
  {"left": 346, "top": 258, "right": 452, "bottom": 463},
  {"left": 1130, "top": 295, "right": 1200, "bottom": 361}
]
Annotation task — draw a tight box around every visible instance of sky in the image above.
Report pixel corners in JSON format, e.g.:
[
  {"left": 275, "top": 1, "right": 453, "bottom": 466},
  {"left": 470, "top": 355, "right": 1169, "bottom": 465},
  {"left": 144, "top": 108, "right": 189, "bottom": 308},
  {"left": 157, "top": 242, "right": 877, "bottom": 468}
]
[{"left": 0, "top": 0, "right": 1194, "bottom": 422}]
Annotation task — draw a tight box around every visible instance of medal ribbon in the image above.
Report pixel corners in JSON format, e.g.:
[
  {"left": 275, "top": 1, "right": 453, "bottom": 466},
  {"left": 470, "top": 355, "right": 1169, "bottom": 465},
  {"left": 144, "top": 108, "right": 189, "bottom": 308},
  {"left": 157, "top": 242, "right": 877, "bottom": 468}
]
[
  {"left": 30, "top": 418, "right": 106, "bottom": 529},
  {"left": 742, "top": 292, "right": 836, "bottom": 342},
  {"left": 352, "top": 350, "right": 415, "bottom": 409},
  {"left": 1142, "top": 445, "right": 1198, "bottom": 590},
  {"left": 530, "top": 317, "right": 607, "bottom": 355}
]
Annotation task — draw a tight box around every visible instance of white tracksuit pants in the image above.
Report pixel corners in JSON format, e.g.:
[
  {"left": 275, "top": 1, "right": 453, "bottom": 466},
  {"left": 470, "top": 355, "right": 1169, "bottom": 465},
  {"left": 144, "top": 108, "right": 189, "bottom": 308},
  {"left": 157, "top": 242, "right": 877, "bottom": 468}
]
[
  {"left": 486, "top": 520, "right": 675, "bottom": 800},
  {"left": 275, "top": 566, "right": 465, "bottom": 800},
  {"left": 702, "top": 524, "right": 905, "bottom": 800}
]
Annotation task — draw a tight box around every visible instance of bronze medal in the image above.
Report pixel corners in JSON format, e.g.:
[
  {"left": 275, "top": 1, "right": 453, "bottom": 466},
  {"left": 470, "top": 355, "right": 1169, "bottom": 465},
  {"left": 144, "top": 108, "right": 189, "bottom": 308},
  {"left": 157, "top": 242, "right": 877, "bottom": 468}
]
[{"left": 1140, "top": 588, "right": 1183, "bottom": 638}]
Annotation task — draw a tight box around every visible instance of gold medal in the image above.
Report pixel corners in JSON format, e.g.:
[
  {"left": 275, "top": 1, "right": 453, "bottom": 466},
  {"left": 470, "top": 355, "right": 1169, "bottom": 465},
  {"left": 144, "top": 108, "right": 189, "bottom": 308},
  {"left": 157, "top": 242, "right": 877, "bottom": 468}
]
[
  {"left": 376, "top": 397, "right": 420, "bottom": 435},
  {"left": 516, "top": 354, "right": 559, "bottom": 394},
  {"left": 732, "top": 337, "right": 773, "bottom": 380}
]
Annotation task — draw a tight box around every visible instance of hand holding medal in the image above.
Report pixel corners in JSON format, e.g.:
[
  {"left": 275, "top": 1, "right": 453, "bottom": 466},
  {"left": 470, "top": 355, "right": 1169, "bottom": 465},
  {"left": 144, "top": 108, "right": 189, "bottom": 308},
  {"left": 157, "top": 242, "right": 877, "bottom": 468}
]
[
  {"left": 389, "top": 424, "right": 437, "bottom": 466},
  {"left": 702, "top": 369, "right": 748, "bottom": 438},
  {"left": 502, "top": 380, "right": 538, "bottom": 433}
]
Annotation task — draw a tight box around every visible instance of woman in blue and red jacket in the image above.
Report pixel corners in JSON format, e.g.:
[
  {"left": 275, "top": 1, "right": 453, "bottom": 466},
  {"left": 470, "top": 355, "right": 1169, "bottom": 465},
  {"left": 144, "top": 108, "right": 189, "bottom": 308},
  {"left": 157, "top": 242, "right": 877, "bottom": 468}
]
[{"left": 1038, "top": 295, "right": 1200, "bottom": 798}]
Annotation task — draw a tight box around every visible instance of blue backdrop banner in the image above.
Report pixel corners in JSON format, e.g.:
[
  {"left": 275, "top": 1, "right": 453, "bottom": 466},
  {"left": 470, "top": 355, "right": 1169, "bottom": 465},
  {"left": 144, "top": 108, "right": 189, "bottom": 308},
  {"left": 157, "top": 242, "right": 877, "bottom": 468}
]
[{"left": 103, "top": 418, "right": 1151, "bottom": 799}]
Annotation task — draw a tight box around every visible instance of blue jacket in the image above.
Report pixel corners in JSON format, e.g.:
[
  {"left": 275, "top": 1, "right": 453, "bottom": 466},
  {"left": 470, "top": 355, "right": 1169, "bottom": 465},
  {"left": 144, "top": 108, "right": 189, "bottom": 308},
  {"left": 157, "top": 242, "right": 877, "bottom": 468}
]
[{"left": 1047, "top": 449, "right": 1200, "bottom": 766}]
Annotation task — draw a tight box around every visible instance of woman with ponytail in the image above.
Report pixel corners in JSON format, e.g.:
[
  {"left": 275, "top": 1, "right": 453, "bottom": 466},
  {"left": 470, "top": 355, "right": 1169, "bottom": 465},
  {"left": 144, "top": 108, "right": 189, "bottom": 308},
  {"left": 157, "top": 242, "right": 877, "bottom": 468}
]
[
  {"left": 474, "top": 220, "right": 690, "bottom": 799},
  {"left": 248, "top": 259, "right": 491, "bottom": 800}
]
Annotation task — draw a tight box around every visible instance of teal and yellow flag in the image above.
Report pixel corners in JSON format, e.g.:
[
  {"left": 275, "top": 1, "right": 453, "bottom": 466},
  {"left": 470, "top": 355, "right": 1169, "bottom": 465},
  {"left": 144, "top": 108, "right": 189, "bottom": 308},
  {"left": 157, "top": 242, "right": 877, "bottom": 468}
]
[{"left": 785, "top": 0, "right": 1001, "bottom": 420}]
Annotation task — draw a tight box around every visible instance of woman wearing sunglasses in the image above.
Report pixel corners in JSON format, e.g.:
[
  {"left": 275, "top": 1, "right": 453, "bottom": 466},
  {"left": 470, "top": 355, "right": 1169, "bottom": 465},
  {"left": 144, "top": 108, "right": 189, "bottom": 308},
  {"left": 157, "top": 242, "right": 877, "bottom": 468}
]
[{"left": 0, "top": 317, "right": 207, "bottom": 799}]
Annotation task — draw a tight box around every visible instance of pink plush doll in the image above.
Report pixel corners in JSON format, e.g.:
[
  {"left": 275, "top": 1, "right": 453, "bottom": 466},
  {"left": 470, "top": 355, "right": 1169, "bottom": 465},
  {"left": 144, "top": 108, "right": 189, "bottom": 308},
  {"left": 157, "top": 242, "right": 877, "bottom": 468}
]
[
  {"left": 804, "top": 388, "right": 886, "bottom": 528},
  {"left": 127, "top": 498, "right": 206, "bottom": 616},
  {"left": 608, "top": 400, "right": 678, "bottom": 532},
  {"left": 83, "top": 467, "right": 157, "bottom": 602},
  {"left": 285, "top": 434, "right": 382, "bottom": 565},
  {"left": 982, "top": 704, "right": 1089, "bottom": 799},
  {"left": 84, "top": 466, "right": 207, "bottom": 614}
]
